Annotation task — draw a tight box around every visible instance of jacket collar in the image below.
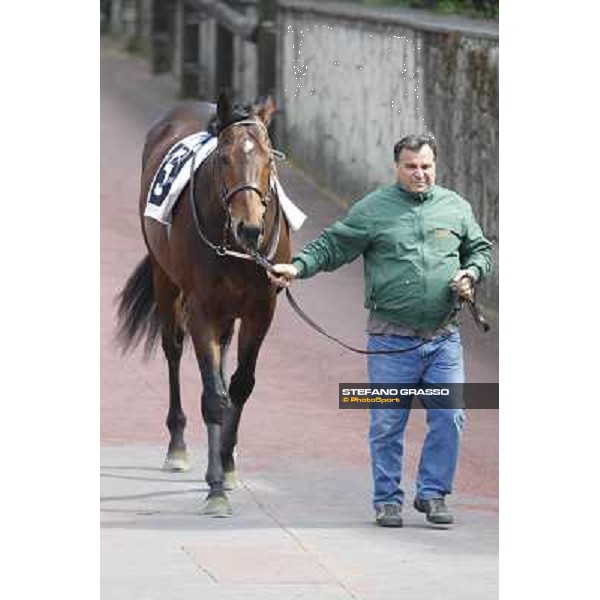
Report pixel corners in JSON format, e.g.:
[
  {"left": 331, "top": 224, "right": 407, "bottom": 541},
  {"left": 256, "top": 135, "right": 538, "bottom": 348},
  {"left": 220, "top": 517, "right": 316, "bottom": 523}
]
[{"left": 396, "top": 183, "right": 436, "bottom": 203}]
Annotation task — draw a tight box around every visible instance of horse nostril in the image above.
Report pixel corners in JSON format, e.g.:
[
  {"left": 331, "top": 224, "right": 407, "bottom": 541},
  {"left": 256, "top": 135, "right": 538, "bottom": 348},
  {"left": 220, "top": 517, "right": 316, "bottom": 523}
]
[{"left": 238, "top": 223, "right": 262, "bottom": 248}]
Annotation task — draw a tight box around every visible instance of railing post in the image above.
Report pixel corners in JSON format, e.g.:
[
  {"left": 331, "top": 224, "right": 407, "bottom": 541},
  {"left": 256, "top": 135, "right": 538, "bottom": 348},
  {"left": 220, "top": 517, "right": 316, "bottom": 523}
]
[
  {"left": 216, "top": 21, "right": 234, "bottom": 97},
  {"left": 198, "top": 3, "right": 217, "bottom": 100},
  {"left": 257, "top": 0, "right": 278, "bottom": 142},
  {"left": 109, "top": 0, "right": 124, "bottom": 34},
  {"left": 120, "top": 0, "right": 140, "bottom": 46},
  {"left": 257, "top": 0, "right": 277, "bottom": 97},
  {"left": 181, "top": 1, "right": 202, "bottom": 97},
  {"left": 150, "top": 0, "right": 173, "bottom": 73},
  {"left": 232, "top": 0, "right": 259, "bottom": 100}
]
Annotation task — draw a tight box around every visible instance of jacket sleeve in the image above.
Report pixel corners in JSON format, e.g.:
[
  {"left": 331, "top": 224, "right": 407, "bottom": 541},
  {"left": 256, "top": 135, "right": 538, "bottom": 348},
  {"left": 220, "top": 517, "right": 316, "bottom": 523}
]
[
  {"left": 291, "top": 202, "right": 372, "bottom": 279},
  {"left": 460, "top": 204, "right": 493, "bottom": 282}
]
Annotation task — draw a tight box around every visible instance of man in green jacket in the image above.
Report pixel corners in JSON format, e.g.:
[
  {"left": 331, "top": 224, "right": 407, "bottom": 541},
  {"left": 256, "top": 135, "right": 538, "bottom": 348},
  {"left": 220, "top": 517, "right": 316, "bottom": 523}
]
[{"left": 270, "top": 134, "right": 493, "bottom": 527}]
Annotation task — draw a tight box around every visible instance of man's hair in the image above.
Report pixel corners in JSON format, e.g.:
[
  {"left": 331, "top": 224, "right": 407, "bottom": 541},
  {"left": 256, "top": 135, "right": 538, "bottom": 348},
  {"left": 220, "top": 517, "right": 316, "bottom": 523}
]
[{"left": 393, "top": 134, "right": 437, "bottom": 163}]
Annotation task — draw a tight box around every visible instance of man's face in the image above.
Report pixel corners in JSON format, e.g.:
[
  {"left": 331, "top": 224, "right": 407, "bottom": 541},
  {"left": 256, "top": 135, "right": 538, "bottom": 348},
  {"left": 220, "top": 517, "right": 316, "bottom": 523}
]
[{"left": 394, "top": 145, "right": 436, "bottom": 193}]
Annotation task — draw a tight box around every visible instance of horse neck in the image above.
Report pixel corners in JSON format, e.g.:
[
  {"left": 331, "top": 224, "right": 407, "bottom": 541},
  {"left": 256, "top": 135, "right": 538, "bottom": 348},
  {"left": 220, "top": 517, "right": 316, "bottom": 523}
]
[{"left": 194, "top": 151, "right": 227, "bottom": 236}]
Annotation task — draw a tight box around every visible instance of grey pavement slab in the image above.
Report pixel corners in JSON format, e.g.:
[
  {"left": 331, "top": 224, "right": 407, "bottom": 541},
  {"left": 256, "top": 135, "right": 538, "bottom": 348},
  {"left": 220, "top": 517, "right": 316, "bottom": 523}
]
[{"left": 101, "top": 444, "right": 497, "bottom": 599}]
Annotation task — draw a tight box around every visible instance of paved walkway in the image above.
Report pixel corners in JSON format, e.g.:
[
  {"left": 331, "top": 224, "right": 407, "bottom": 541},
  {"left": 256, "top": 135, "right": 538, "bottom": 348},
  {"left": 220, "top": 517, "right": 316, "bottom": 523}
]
[
  {"left": 102, "top": 444, "right": 497, "bottom": 599},
  {"left": 101, "top": 36, "right": 498, "bottom": 600}
]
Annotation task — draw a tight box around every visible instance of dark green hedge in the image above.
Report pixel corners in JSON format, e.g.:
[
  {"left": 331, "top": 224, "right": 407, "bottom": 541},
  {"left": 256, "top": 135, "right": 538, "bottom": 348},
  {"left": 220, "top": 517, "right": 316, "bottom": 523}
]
[{"left": 362, "top": 0, "right": 498, "bottom": 19}]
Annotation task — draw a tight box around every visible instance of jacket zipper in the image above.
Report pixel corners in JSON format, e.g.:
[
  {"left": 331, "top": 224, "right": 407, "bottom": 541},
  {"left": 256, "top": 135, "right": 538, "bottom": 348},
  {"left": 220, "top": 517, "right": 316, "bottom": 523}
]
[{"left": 417, "top": 202, "right": 426, "bottom": 329}]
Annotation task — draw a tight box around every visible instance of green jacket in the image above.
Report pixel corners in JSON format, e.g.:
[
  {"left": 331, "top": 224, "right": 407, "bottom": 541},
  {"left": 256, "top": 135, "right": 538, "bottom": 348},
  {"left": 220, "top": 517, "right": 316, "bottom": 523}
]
[{"left": 291, "top": 184, "right": 493, "bottom": 331}]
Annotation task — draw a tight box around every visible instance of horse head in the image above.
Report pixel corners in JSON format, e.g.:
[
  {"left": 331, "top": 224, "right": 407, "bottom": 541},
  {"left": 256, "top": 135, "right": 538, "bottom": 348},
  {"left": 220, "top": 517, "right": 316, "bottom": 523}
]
[{"left": 215, "top": 92, "right": 278, "bottom": 252}]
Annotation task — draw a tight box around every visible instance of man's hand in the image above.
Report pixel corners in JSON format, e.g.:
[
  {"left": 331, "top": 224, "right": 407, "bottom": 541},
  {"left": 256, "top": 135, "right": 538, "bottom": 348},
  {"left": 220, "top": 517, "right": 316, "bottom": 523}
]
[
  {"left": 450, "top": 269, "right": 476, "bottom": 301},
  {"left": 268, "top": 263, "right": 298, "bottom": 288}
]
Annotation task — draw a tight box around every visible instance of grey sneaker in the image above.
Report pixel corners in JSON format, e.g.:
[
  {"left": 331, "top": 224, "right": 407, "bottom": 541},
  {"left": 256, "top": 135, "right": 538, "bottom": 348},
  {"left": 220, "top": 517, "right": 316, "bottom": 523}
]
[
  {"left": 375, "top": 503, "right": 403, "bottom": 527},
  {"left": 413, "top": 497, "right": 454, "bottom": 525}
]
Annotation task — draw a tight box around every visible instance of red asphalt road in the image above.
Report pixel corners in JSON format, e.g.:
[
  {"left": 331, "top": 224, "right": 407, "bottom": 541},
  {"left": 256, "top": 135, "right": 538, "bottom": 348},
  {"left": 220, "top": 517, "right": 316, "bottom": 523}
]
[{"left": 100, "top": 38, "right": 498, "bottom": 502}]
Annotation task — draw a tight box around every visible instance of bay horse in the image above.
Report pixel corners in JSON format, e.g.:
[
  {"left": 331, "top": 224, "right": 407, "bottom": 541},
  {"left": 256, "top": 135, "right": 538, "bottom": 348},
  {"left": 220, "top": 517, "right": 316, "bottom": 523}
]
[{"left": 116, "top": 93, "right": 291, "bottom": 517}]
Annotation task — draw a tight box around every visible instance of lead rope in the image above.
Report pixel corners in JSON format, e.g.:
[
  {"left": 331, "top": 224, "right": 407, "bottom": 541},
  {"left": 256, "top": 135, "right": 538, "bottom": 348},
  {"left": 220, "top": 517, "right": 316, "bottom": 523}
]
[
  {"left": 284, "top": 285, "right": 488, "bottom": 355},
  {"left": 252, "top": 253, "right": 457, "bottom": 355},
  {"left": 283, "top": 287, "right": 456, "bottom": 354},
  {"left": 465, "top": 294, "right": 490, "bottom": 332}
]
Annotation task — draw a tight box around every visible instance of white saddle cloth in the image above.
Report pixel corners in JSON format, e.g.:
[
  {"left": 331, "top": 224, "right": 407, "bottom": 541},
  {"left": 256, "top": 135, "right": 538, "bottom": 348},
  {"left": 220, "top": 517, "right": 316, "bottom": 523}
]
[{"left": 144, "top": 131, "right": 307, "bottom": 231}]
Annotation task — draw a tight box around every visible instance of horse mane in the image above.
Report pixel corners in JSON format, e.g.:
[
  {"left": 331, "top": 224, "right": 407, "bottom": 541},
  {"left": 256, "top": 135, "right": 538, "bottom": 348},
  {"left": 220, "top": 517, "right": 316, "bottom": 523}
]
[{"left": 207, "top": 101, "right": 253, "bottom": 136}]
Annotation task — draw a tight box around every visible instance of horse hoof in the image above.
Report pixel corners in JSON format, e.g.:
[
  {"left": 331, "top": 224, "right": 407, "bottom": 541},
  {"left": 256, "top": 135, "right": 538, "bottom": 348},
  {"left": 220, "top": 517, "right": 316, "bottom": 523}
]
[
  {"left": 201, "top": 495, "right": 232, "bottom": 518},
  {"left": 224, "top": 470, "right": 240, "bottom": 491},
  {"left": 162, "top": 453, "right": 190, "bottom": 472}
]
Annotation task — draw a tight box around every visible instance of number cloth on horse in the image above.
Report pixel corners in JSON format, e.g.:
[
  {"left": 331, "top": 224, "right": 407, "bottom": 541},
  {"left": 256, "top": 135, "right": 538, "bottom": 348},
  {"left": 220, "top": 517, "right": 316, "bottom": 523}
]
[{"left": 143, "top": 131, "right": 307, "bottom": 230}]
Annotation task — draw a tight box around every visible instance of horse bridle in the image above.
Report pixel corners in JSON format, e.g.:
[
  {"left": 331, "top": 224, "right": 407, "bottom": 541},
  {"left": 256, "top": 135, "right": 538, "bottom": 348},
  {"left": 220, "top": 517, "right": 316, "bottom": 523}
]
[
  {"left": 216, "top": 119, "right": 273, "bottom": 211},
  {"left": 189, "top": 118, "right": 282, "bottom": 261}
]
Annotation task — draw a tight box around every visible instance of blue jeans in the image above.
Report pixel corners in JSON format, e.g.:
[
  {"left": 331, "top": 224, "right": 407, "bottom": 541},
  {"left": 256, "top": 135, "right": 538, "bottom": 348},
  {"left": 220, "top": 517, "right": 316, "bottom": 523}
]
[{"left": 367, "top": 332, "right": 466, "bottom": 509}]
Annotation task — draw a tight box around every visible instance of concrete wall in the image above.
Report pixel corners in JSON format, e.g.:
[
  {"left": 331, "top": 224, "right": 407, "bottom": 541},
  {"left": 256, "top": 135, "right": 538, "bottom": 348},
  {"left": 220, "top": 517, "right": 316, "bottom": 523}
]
[{"left": 277, "top": 1, "right": 498, "bottom": 306}]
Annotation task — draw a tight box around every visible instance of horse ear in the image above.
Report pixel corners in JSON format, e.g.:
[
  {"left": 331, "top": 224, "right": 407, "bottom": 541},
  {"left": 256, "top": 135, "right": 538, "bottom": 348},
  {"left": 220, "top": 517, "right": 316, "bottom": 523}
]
[
  {"left": 217, "top": 92, "right": 232, "bottom": 124},
  {"left": 254, "top": 95, "right": 277, "bottom": 127}
]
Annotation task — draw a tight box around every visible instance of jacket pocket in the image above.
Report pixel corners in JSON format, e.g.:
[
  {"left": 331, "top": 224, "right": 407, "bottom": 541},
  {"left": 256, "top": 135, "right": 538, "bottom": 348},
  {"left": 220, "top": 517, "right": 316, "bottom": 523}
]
[{"left": 428, "top": 227, "right": 462, "bottom": 256}]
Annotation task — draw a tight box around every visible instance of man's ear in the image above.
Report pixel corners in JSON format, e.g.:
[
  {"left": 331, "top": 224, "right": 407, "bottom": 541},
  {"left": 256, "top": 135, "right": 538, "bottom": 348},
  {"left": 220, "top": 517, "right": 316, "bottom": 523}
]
[{"left": 254, "top": 95, "right": 277, "bottom": 127}]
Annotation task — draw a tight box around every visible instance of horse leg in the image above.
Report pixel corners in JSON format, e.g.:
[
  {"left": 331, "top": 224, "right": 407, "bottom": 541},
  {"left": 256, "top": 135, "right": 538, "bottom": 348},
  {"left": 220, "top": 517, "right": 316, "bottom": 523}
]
[
  {"left": 161, "top": 322, "right": 188, "bottom": 471},
  {"left": 153, "top": 268, "right": 189, "bottom": 471},
  {"left": 187, "top": 313, "right": 232, "bottom": 517},
  {"left": 218, "top": 320, "right": 241, "bottom": 491},
  {"left": 219, "top": 320, "right": 235, "bottom": 394},
  {"left": 221, "top": 306, "right": 275, "bottom": 490}
]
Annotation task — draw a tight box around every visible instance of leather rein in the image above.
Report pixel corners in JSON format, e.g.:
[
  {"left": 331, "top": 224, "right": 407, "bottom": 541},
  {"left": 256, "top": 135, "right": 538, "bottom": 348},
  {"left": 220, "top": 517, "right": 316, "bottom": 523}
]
[{"left": 254, "top": 253, "right": 490, "bottom": 355}]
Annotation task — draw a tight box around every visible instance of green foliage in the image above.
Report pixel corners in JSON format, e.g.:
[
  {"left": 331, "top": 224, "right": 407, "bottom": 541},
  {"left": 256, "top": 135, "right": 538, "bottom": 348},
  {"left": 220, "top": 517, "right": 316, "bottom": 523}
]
[{"left": 361, "top": 0, "right": 498, "bottom": 19}]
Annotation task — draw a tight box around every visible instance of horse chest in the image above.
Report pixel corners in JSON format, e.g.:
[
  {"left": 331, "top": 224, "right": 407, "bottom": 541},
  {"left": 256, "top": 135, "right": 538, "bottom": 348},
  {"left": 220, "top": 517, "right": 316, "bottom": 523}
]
[{"left": 209, "top": 273, "right": 267, "bottom": 316}]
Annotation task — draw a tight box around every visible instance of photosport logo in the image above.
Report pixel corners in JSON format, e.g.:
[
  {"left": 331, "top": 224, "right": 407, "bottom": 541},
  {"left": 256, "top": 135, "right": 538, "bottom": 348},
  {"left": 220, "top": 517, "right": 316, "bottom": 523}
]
[{"left": 338, "top": 384, "right": 499, "bottom": 409}]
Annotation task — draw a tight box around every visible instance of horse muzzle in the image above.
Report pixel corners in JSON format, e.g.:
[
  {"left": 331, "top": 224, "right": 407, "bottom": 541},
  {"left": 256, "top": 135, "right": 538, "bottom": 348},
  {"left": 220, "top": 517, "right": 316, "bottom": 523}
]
[{"left": 235, "top": 221, "right": 264, "bottom": 251}]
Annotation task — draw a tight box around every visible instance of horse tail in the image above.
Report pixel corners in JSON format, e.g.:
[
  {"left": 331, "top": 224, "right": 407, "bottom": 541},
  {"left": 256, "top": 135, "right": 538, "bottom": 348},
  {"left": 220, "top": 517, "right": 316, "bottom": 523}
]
[{"left": 116, "top": 254, "right": 162, "bottom": 356}]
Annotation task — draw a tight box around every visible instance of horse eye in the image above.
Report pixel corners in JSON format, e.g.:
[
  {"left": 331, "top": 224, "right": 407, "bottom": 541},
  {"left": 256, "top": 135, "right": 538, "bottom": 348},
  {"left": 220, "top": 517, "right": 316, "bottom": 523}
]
[{"left": 220, "top": 154, "right": 232, "bottom": 166}]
